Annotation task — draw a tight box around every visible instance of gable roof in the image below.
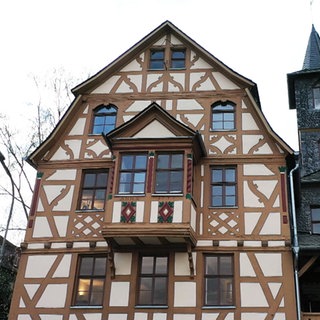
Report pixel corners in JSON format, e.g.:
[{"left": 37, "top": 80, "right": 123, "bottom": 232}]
[
  {"left": 72, "top": 20, "right": 260, "bottom": 105},
  {"left": 104, "top": 102, "right": 207, "bottom": 160}
]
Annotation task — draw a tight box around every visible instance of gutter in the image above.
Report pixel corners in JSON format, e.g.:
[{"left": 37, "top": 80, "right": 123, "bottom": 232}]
[{"left": 289, "top": 160, "right": 301, "bottom": 320}]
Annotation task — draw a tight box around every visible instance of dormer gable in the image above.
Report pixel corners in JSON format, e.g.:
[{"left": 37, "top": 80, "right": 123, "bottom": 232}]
[{"left": 104, "top": 102, "right": 206, "bottom": 162}]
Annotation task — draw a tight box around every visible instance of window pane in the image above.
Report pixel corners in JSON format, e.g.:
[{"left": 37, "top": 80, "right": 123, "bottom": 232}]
[
  {"left": 212, "top": 170, "right": 222, "bottom": 182},
  {"left": 121, "top": 156, "right": 133, "bottom": 169},
  {"left": 151, "top": 51, "right": 164, "bottom": 59},
  {"left": 157, "top": 154, "right": 170, "bottom": 169},
  {"left": 311, "top": 208, "right": 320, "bottom": 220},
  {"left": 155, "top": 257, "right": 168, "bottom": 274},
  {"left": 83, "top": 174, "right": 96, "bottom": 187},
  {"left": 170, "top": 171, "right": 183, "bottom": 192},
  {"left": 312, "top": 223, "right": 320, "bottom": 234},
  {"left": 212, "top": 196, "right": 223, "bottom": 207},
  {"left": 205, "top": 256, "right": 218, "bottom": 275},
  {"left": 154, "top": 278, "right": 167, "bottom": 304},
  {"left": 80, "top": 257, "right": 94, "bottom": 275},
  {"left": 80, "top": 190, "right": 94, "bottom": 210},
  {"left": 136, "top": 155, "right": 147, "bottom": 169},
  {"left": 225, "top": 196, "right": 236, "bottom": 206},
  {"left": 225, "top": 169, "right": 236, "bottom": 182},
  {"left": 220, "top": 256, "right": 232, "bottom": 275},
  {"left": 96, "top": 173, "right": 108, "bottom": 187},
  {"left": 141, "top": 257, "right": 154, "bottom": 274},
  {"left": 155, "top": 172, "right": 169, "bottom": 193},
  {"left": 205, "top": 278, "right": 218, "bottom": 305},
  {"left": 172, "top": 154, "right": 183, "bottom": 168},
  {"left": 220, "top": 278, "right": 233, "bottom": 305},
  {"left": 94, "top": 257, "right": 107, "bottom": 275},
  {"left": 76, "top": 279, "right": 90, "bottom": 305},
  {"left": 212, "top": 186, "right": 222, "bottom": 196},
  {"left": 134, "top": 172, "right": 146, "bottom": 183},
  {"left": 139, "top": 277, "right": 152, "bottom": 304}
]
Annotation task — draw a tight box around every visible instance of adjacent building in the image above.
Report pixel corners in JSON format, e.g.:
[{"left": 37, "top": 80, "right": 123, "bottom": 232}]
[
  {"left": 287, "top": 24, "right": 320, "bottom": 319},
  {"left": 10, "top": 21, "right": 297, "bottom": 320}
]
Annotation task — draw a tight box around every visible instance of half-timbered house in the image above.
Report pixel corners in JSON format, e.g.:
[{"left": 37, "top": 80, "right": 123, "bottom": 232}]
[{"left": 10, "top": 21, "right": 297, "bottom": 320}]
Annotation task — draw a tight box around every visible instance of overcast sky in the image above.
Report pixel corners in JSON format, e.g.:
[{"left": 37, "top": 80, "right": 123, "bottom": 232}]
[{"left": 0, "top": 0, "right": 319, "bottom": 244}]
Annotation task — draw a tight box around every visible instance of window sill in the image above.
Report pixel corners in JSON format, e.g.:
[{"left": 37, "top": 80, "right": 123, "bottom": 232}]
[
  {"left": 135, "top": 305, "right": 168, "bottom": 309},
  {"left": 209, "top": 129, "right": 236, "bottom": 132},
  {"left": 152, "top": 193, "right": 184, "bottom": 197},
  {"left": 209, "top": 206, "right": 238, "bottom": 209},
  {"left": 75, "top": 209, "right": 104, "bottom": 213},
  {"left": 70, "top": 305, "right": 103, "bottom": 309},
  {"left": 115, "top": 194, "right": 146, "bottom": 197},
  {"left": 202, "top": 306, "right": 235, "bottom": 309}
]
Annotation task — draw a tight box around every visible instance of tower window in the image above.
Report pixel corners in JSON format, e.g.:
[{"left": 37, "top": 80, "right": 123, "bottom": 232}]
[{"left": 313, "top": 87, "right": 320, "bottom": 110}]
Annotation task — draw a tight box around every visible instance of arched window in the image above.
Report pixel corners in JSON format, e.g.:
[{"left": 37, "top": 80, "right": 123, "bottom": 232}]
[
  {"left": 92, "top": 104, "right": 117, "bottom": 134},
  {"left": 211, "top": 101, "right": 235, "bottom": 130}
]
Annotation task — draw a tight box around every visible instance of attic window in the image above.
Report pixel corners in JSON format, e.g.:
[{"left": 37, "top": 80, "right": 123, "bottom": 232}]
[
  {"left": 171, "top": 49, "right": 185, "bottom": 69},
  {"left": 149, "top": 49, "right": 165, "bottom": 70},
  {"left": 92, "top": 104, "right": 117, "bottom": 134}
]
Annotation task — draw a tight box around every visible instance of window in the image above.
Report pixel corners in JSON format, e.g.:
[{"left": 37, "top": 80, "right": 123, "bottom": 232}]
[
  {"left": 119, "top": 154, "right": 148, "bottom": 194},
  {"left": 171, "top": 49, "right": 186, "bottom": 69},
  {"left": 79, "top": 170, "right": 108, "bottom": 210},
  {"left": 311, "top": 207, "right": 320, "bottom": 234},
  {"left": 204, "top": 254, "right": 234, "bottom": 306},
  {"left": 313, "top": 86, "right": 320, "bottom": 110},
  {"left": 155, "top": 153, "right": 183, "bottom": 194},
  {"left": 149, "top": 49, "right": 165, "bottom": 70},
  {"left": 74, "top": 255, "right": 107, "bottom": 306},
  {"left": 211, "top": 101, "right": 235, "bottom": 130},
  {"left": 137, "top": 255, "right": 168, "bottom": 306},
  {"left": 211, "top": 166, "right": 236, "bottom": 207},
  {"left": 92, "top": 104, "right": 117, "bottom": 134}
]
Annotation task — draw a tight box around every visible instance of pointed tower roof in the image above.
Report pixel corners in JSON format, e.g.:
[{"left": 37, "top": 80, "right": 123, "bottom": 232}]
[{"left": 302, "top": 24, "right": 320, "bottom": 70}]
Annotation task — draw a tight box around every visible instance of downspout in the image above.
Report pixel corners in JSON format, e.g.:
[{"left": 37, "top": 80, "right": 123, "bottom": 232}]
[{"left": 289, "top": 160, "right": 301, "bottom": 320}]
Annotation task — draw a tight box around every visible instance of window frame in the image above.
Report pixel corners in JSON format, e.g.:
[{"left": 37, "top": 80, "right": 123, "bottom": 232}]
[
  {"left": 73, "top": 255, "right": 107, "bottom": 306},
  {"left": 136, "top": 254, "right": 169, "bottom": 306},
  {"left": 118, "top": 153, "right": 148, "bottom": 195},
  {"left": 154, "top": 152, "right": 184, "bottom": 194},
  {"left": 210, "top": 166, "right": 237, "bottom": 207},
  {"left": 211, "top": 101, "right": 236, "bottom": 131},
  {"left": 170, "top": 48, "right": 186, "bottom": 69},
  {"left": 149, "top": 49, "right": 165, "bottom": 70},
  {"left": 78, "top": 169, "right": 109, "bottom": 211},
  {"left": 204, "top": 254, "right": 234, "bottom": 307},
  {"left": 91, "top": 104, "right": 117, "bottom": 135},
  {"left": 311, "top": 206, "right": 320, "bottom": 234}
]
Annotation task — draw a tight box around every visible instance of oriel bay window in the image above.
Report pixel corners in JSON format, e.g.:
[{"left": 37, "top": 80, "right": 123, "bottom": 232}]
[
  {"left": 118, "top": 154, "right": 148, "bottom": 194},
  {"left": 204, "top": 254, "right": 234, "bottom": 306},
  {"left": 79, "top": 170, "right": 108, "bottom": 210},
  {"left": 74, "top": 255, "right": 107, "bottom": 306},
  {"left": 137, "top": 255, "right": 168, "bottom": 306},
  {"left": 155, "top": 153, "right": 184, "bottom": 194}
]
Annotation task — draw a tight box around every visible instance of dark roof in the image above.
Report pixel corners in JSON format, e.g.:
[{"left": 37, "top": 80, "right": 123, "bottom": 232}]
[
  {"left": 301, "top": 168, "right": 320, "bottom": 183},
  {"left": 303, "top": 24, "right": 320, "bottom": 70},
  {"left": 299, "top": 233, "right": 320, "bottom": 251}
]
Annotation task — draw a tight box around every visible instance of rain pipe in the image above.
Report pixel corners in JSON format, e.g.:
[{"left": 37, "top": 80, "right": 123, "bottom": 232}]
[{"left": 289, "top": 160, "right": 301, "bottom": 320}]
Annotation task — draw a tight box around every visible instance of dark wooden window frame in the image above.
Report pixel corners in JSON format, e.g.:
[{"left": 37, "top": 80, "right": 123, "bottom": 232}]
[
  {"left": 78, "top": 170, "right": 109, "bottom": 210},
  {"left": 118, "top": 153, "right": 148, "bottom": 194},
  {"left": 92, "top": 104, "right": 117, "bottom": 134},
  {"left": 204, "top": 254, "right": 234, "bottom": 306},
  {"left": 154, "top": 152, "right": 184, "bottom": 194},
  {"left": 211, "top": 101, "right": 236, "bottom": 131},
  {"left": 137, "top": 255, "right": 169, "bottom": 306},
  {"left": 73, "top": 255, "right": 107, "bottom": 306},
  {"left": 210, "top": 166, "right": 237, "bottom": 207}
]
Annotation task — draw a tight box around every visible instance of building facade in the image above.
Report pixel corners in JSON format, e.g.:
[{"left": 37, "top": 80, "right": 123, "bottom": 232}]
[
  {"left": 287, "top": 24, "right": 320, "bottom": 319},
  {"left": 10, "top": 21, "right": 297, "bottom": 320}
]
